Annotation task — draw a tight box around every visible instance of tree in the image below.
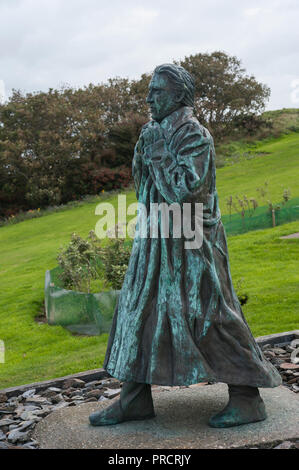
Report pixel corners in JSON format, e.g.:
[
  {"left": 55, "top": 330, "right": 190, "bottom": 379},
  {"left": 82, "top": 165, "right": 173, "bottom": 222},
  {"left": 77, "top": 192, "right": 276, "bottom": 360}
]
[
  {"left": 109, "top": 112, "right": 148, "bottom": 167},
  {"left": 0, "top": 51, "right": 271, "bottom": 218},
  {"left": 0, "top": 83, "right": 136, "bottom": 217},
  {"left": 0, "top": 88, "right": 92, "bottom": 211},
  {"left": 178, "top": 51, "right": 271, "bottom": 137}
]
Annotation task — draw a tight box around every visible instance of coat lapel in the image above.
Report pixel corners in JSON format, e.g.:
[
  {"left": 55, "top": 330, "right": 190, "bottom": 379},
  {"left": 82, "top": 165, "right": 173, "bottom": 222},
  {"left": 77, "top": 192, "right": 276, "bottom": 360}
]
[{"left": 159, "top": 106, "right": 194, "bottom": 145}]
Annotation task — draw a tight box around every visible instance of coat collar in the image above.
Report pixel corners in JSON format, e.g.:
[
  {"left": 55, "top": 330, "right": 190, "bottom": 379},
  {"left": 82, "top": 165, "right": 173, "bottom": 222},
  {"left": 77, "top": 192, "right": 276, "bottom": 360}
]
[{"left": 158, "top": 106, "right": 195, "bottom": 144}]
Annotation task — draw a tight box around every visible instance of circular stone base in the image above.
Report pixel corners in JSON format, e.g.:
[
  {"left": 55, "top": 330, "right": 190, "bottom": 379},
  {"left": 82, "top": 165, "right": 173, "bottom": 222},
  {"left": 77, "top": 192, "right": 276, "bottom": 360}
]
[{"left": 33, "top": 384, "right": 299, "bottom": 449}]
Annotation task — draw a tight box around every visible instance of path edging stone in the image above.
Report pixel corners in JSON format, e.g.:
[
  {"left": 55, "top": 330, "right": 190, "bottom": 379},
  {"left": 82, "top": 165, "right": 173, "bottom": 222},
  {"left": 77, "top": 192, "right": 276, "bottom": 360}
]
[{"left": 0, "top": 368, "right": 110, "bottom": 398}]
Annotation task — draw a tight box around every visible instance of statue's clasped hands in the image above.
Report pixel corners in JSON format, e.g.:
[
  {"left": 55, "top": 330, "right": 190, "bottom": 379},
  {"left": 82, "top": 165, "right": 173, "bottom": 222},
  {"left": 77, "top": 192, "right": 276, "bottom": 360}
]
[
  {"left": 142, "top": 121, "right": 164, "bottom": 146},
  {"left": 141, "top": 121, "right": 166, "bottom": 165}
]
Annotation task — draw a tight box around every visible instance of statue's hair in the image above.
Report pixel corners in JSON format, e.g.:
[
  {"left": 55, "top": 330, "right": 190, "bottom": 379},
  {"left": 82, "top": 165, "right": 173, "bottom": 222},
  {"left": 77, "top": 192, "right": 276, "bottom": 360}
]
[{"left": 153, "top": 63, "right": 195, "bottom": 108}]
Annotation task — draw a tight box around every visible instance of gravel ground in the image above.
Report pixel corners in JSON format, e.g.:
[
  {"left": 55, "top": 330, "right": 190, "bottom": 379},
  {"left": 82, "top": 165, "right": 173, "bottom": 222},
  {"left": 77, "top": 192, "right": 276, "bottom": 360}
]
[{"left": 0, "top": 341, "right": 298, "bottom": 450}]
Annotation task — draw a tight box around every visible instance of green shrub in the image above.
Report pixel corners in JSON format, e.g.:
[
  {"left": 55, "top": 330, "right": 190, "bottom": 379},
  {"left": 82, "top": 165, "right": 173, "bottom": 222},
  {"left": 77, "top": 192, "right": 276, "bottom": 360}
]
[
  {"left": 57, "top": 231, "right": 102, "bottom": 293},
  {"left": 57, "top": 230, "right": 134, "bottom": 293},
  {"left": 99, "top": 238, "right": 133, "bottom": 290},
  {"left": 235, "top": 279, "right": 249, "bottom": 306}
]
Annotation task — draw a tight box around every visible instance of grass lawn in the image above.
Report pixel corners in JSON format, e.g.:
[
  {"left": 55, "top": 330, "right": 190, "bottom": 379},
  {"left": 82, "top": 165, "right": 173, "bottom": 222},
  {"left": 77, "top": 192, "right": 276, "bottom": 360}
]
[
  {"left": 228, "top": 221, "right": 299, "bottom": 336},
  {"left": 216, "top": 132, "right": 299, "bottom": 215},
  {"left": 0, "top": 133, "right": 299, "bottom": 389}
]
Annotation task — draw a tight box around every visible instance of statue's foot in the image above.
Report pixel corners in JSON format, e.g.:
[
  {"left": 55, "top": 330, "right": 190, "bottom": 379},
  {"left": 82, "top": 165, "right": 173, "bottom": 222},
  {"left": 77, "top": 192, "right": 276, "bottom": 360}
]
[
  {"left": 89, "top": 399, "right": 155, "bottom": 426},
  {"left": 209, "top": 387, "right": 267, "bottom": 428}
]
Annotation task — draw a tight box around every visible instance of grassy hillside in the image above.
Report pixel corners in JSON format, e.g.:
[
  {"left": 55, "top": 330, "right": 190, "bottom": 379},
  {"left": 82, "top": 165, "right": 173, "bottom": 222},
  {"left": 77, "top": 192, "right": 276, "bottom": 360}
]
[
  {"left": 217, "top": 132, "right": 299, "bottom": 215},
  {"left": 0, "top": 131, "right": 298, "bottom": 389},
  {"left": 263, "top": 108, "right": 299, "bottom": 134}
]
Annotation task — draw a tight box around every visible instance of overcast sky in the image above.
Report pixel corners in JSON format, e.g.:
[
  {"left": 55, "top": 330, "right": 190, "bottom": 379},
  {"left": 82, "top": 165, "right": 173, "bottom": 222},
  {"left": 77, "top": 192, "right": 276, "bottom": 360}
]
[{"left": 1, "top": 0, "right": 299, "bottom": 109}]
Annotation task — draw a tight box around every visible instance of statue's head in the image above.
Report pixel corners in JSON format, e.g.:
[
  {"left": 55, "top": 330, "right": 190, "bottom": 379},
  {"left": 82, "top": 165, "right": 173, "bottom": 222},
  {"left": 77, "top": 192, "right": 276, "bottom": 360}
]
[{"left": 146, "top": 63, "right": 195, "bottom": 122}]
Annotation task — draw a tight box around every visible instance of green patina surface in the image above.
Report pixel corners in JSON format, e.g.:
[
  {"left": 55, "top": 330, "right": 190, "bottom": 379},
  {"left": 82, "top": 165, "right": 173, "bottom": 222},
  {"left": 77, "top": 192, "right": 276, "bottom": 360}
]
[{"left": 103, "top": 71, "right": 282, "bottom": 388}]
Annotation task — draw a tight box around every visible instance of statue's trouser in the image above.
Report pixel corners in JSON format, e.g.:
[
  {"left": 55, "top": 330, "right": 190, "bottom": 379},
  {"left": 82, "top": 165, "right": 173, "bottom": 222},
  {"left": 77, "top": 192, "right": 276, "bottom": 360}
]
[
  {"left": 89, "top": 381, "right": 155, "bottom": 426},
  {"left": 89, "top": 381, "right": 267, "bottom": 427}
]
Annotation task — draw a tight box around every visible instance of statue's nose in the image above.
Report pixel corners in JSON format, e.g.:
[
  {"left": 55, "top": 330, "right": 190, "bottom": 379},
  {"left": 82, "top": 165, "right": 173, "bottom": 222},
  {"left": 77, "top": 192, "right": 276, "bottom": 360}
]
[{"left": 146, "top": 93, "right": 153, "bottom": 104}]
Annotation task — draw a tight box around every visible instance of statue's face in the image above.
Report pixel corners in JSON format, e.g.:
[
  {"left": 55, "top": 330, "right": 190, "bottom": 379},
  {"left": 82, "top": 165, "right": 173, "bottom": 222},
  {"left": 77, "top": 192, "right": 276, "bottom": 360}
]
[{"left": 146, "top": 73, "right": 182, "bottom": 122}]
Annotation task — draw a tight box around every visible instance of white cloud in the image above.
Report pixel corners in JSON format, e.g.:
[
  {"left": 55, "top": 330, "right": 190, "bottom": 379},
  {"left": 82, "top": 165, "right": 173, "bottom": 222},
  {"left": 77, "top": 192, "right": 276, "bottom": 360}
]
[
  {"left": 244, "top": 7, "right": 262, "bottom": 16},
  {"left": 0, "top": 0, "right": 298, "bottom": 110},
  {"left": 291, "top": 79, "right": 299, "bottom": 104},
  {"left": 0, "top": 80, "right": 6, "bottom": 103}
]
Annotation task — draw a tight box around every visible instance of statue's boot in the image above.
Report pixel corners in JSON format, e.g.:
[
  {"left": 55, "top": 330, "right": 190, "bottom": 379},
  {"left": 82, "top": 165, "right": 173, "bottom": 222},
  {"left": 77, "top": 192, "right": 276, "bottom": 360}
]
[
  {"left": 89, "top": 381, "right": 155, "bottom": 426},
  {"left": 209, "top": 384, "right": 267, "bottom": 428}
]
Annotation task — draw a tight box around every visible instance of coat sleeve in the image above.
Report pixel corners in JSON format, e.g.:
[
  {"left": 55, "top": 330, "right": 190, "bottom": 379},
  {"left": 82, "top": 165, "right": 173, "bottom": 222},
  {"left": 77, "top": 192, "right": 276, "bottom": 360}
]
[
  {"left": 132, "top": 136, "right": 143, "bottom": 199},
  {"left": 143, "top": 122, "right": 212, "bottom": 205}
]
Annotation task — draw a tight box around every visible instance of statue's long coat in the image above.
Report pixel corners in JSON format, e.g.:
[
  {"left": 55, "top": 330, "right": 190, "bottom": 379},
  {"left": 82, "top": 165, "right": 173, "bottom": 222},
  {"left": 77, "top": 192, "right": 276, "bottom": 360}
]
[{"left": 104, "top": 106, "right": 281, "bottom": 388}]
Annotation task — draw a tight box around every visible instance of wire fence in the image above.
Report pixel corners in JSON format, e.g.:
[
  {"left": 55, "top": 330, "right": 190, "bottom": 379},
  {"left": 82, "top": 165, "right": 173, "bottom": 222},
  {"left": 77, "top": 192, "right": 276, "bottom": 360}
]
[{"left": 222, "top": 198, "right": 299, "bottom": 236}]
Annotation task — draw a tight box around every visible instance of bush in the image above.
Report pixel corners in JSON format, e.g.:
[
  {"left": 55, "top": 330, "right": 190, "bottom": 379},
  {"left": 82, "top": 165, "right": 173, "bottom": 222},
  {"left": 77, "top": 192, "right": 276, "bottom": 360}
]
[
  {"left": 233, "top": 113, "right": 273, "bottom": 137},
  {"left": 57, "top": 232, "right": 102, "bottom": 293},
  {"left": 235, "top": 279, "right": 249, "bottom": 306},
  {"left": 57, "top": 231, "right": 134, "bottom": 293},
  {"left": 99, "top": 238, "right": 133, "bottom": 290},
  {"left": 82, "top": 165, "right": 132, "bottom": 194}
]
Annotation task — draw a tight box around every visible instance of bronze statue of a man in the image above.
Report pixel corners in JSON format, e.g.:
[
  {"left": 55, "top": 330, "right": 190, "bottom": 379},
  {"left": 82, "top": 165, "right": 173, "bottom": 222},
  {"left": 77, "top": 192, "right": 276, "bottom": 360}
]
[{"left": 89, "top": 64, "right": 281, "bottom": 428}]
